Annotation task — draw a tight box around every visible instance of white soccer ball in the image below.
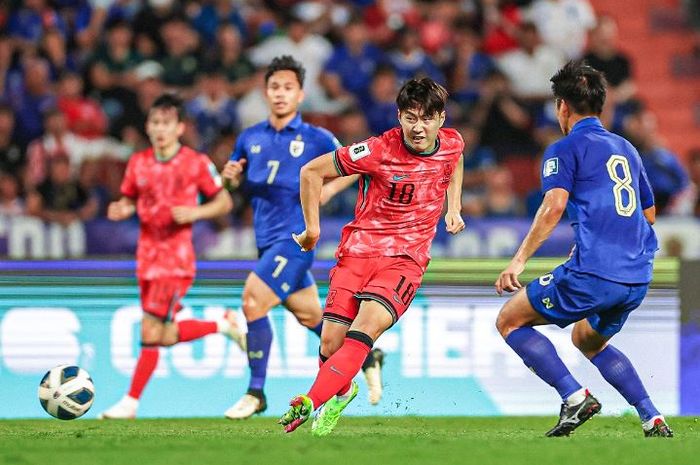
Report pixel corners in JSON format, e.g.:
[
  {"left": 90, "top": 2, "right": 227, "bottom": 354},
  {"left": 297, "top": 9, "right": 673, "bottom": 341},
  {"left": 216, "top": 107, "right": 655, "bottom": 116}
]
[{"left": 38, "top": 365, "right": 95, "bottom": 420}]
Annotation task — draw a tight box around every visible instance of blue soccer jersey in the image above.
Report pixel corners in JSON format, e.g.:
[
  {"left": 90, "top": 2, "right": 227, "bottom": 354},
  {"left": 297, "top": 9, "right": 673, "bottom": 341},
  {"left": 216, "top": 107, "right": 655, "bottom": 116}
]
[
  {"left": 541, "top": 117, "right": 658, "bottom": 284},
  {"left": 230, "top": 113, "right": 341, "bottom": 249}
]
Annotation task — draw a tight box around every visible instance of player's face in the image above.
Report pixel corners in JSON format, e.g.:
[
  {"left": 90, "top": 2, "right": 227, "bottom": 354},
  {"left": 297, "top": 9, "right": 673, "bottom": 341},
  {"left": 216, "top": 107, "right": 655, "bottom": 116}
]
[
  {"left": 398, "top": 107, "right": 445, "bottom": 153},
  {"left": 265, "top": 70, "right": 304, "bottom": 118},
  {"left": 146, "top": 107, "right": 185, "bottom": 151}
]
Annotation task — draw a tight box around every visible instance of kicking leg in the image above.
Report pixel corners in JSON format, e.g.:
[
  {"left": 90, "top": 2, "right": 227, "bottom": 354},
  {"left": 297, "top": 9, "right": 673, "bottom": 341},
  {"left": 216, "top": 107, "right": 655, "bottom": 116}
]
[{"left": 573, "top": 320, "right": 673, "bottom": 437}]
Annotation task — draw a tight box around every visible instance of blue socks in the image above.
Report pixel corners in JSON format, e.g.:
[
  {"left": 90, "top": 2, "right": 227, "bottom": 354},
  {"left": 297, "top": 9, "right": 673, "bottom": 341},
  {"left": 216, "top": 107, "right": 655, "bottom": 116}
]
[
  {"left": 591, "top": 345, "right": 660, "bottom": 421},
  {"left": 506, "top": 327, "right": 582, "bottom": 399},
  {"left": 246, "top": 316, "right": 273, "bottom": 391}
]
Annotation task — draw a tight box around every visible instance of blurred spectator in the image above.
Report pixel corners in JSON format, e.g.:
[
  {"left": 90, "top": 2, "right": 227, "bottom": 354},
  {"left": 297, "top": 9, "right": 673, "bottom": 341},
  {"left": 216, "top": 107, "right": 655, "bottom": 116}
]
[
  {"left": 6, "top": 56, "right": 56, "bottom": 147},
  {"left": 40, "top": 27, "right": 78, "bottom": 80},
  {"left": 89, "top": 19, "right": 141, "bottom": 87},
  {"left": 190, "top": 0, "right": 248, "bottom": 46},
  {"left": 56, "top": 72, "right": 109, "bottom": 139},
  {"left": 26, "top": 155, "right": 98, "bottom": 225},
  {"left": 583, "top": 15, "right": 637, "bottom": 133},
  {"left": 160, "top": 18, "right": 201, "bottom": 91},
  {"left": 464, "top": 166, "right": 524, "bottom": 217},
  {"left": 387, "top": 27, "right": 445, "bottom": 85},
  {"left": 7, "top": 0, "right": 68, "bottom": 53},
  {"left": 132, "top": 0, "right": 185, "bottom": 57},
  {"left": 0, "top": 105, "right": 24, "bottom": 176},
  {"left": 450, "top": 20, "right": 496, "bottom": 109},
  {"left": 78, "top": 158, "right": 110, "bottom": 217},
  {"left": 481, "top": 0, "right": 523, "bottom": 56},
  {"left": 624, "top": 104, "right": 693, "bottom": 215},
  {"left": 321, "top": 17, "right": 384, "bottom": 104},
  {"left": 236, "top": 68, "right": 269, "bottom": 130},
  {"left": 362, "top": 0, "right": 421, "bottom": 46},
  {"left": 471, "top": 69, "right": 537, "bottom": 158},
  {"left": 688, "top": 148, "right": 700, "bottom": 216},
  {"left": 0, "top": 170, "right": 25, "bottom": 216},
  {"left": 249, "top": 12, "right": 336, "bottom": 112},
  {"left": 363, "top": 65, "right": 399, "bottom": 135},
  {"left": 204, "top": 24, "right": 256, "bottom": 98},
  {"left": 496, "top": 22, "right": 565, "bottom": 101},
  {"left": 525, "top": 0, "right": 595, "bottom": 60},
  {"left": 459, "top": 121, "right": 498, "bottom": 215},
  {"left": 186, "top": 69, "right": 239, "bottom": 153},
  {"left": 336, "top": 107, "right": 372, "bottom": 145}
]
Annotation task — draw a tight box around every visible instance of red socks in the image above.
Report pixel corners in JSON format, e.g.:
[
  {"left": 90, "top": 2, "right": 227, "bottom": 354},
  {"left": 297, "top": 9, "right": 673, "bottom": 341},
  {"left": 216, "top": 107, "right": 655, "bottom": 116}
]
[
  {"left": 177, "top": 320, "right": 217, "bottom": 342},
  {"left": 308, "top": 332, "right": 372, "bottom": 408},
  {"left": 128, "top": 346, "right": 159, "bottom": 399}
]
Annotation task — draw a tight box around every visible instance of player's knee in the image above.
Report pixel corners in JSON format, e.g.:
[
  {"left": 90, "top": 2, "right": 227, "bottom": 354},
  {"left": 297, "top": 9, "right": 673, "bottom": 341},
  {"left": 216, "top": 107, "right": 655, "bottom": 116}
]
[
  {"left": 495, "top": 310, "right": 515, "bottom": 339},
  {"left": 140, "top": 319, "right": 163, "bottom": 346},
  {"left": 571, "top": 330, "right": 605, "bottom": 359},
  {"left": 159, "top": 324, "right": 179, "bottom": 347},
  {"left": 320, "top": 332, "right": 344, "bottom": 356},
  {"left": 241, "top": 294, "right": 265, "bottom": 321}
]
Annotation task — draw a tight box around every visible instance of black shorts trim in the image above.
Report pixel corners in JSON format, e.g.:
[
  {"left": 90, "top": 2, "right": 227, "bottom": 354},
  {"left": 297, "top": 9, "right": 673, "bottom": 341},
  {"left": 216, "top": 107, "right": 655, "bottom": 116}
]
[
  {"left": 323, "top": 312, "right": 353, "bottom": 326},
  {"left": 355, "top": 292, "right": 398, "bottom": 325}
]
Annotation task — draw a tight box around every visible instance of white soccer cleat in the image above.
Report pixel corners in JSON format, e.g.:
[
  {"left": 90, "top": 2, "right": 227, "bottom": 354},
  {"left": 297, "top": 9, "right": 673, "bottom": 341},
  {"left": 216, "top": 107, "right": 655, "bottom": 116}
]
[
  {"left": 363, "top": 348, "right": 385, "bottom": 405},
  {"left": 222, "top": 309, "right": 247, "bottom": 351},
  {"left": 98, "top": 395, "right": 138, "bottom": 419},
  {"left": 224, "top": 392, "right": 267, "bottom": 420}
]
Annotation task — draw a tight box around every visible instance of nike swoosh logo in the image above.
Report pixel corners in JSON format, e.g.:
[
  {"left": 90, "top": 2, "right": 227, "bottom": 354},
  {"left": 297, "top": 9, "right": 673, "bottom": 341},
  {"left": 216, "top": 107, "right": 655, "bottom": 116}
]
[
  {"left": 392, "top": 174, "right": 409, "bottom": 181},
  {"left": 329, "top": 365, "right": 344, "bottom": 375}
]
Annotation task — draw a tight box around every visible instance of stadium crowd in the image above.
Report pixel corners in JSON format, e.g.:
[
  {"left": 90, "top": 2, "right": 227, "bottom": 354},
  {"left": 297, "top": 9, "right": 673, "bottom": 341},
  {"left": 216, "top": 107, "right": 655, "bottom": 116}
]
[{"left": 0, "top": 0, "right": 697, "bottom": 227}]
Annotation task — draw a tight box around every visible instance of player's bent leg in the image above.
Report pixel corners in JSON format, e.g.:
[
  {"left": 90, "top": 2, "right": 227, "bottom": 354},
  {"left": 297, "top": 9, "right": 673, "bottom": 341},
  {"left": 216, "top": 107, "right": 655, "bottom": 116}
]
[
  {"left": 225, "top": 273, "right": 280, "bottom": 420},
  {"left": 158, "top": 311, "right": 245, "bottom": 350},
  {"left": 574, "top": 319, "right": 673, "bottom": 437},
  {"left": 100, "top": 316, "right": 164, "bottom": 419}
]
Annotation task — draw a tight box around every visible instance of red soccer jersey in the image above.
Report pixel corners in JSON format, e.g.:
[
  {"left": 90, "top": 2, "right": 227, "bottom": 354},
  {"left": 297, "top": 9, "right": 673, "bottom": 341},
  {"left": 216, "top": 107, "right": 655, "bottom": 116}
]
[
  {"left": 121, "top": 146, "right": 223, "bottom": 280},
  {"left": 332, "top": 127, "right": 464, "bottom": 269}
]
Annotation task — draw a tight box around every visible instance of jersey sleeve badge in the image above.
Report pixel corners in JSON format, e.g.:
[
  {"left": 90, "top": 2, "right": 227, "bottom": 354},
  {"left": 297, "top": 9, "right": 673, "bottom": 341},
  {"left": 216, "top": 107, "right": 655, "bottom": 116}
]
[
  {"left": 349, "top": 142, "right": 371, "bottom": 161},
  {"left": 543, "top": 157, "right": 559, "bottom": 177}
]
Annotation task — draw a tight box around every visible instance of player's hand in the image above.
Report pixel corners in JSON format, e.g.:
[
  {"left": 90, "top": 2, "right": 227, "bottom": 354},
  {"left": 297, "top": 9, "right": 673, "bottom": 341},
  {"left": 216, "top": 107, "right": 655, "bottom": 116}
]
[
  {"left": 107, "top": 200, "right": 135, "bottom": 221},
  {"left": 495, "top": 259, "right": 525, "bottom": 296},
  {"left": 445, "top": 211, "right": 465, "bottom": 234},
  {"left": 292, "top": 229, "right": 320, "bottom": 252},
  {"left": 171, "top": 206, "right": 200, "bottom": 224},
  {"left": 222, "top": 159, "right": 246, "bottom": 180}
]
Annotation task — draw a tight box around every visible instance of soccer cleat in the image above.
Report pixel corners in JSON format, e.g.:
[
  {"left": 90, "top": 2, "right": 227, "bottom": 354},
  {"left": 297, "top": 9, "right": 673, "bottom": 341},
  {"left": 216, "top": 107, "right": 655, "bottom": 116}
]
[
  {"left": 643, "top": 416, "right": 674, "bottom": 437},
  {"left": 223, "top": 309, "right": 246, "bottom": 351},
  {"left": 545, "top": 390, "right": 601, "bottom": 437},
  {"left": 98, "top": 395, "right": 138, "bottom": 419},
  {"left": 362, "top": 348, "right": 384, "bottom": 405},
  {"left": 278, "top": 395, "right": 314, "bottom": 433},
  {"left": 224, "top": 391, "right": 267, "bottom": 419},
  {"left": 311, "top": 381, "right": 359, "bottom": 437}
]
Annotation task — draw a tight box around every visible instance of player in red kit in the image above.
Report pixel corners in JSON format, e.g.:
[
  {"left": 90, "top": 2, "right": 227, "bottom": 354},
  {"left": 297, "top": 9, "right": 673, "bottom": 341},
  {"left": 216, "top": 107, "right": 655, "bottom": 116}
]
[
  {"left": 279, "top": 78, "right": 466, "bottom": 435},
  {"left": 99, "top": 94, "right": 244, "bottom": 419}
]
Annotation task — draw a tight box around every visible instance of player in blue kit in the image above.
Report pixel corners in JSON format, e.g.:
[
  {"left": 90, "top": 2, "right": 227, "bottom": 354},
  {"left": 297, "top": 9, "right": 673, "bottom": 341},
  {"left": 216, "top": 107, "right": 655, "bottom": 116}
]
[
  {"left": 494, "top": 61, "right": 673, "bottom": 437},
  {"left": 221, "top": 56, "right": 384, "bottom": 419}
]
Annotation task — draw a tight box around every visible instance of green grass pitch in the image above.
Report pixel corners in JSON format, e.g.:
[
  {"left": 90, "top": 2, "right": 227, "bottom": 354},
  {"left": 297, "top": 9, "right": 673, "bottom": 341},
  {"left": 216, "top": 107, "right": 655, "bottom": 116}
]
[{"left": 1, "top": 417, "right": 697, "bottom": 465}]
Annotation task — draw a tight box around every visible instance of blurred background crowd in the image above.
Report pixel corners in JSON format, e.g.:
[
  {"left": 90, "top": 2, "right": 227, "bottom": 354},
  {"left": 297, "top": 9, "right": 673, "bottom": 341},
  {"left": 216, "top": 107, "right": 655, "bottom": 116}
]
[{"left": 0, "top": 0, "right": 699, "bottom": 230}]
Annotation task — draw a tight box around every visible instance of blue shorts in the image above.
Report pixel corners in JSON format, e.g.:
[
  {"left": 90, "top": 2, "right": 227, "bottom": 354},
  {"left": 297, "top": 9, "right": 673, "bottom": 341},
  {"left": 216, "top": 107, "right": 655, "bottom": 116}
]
[
  {"left": 254, "top": 239, "right": 316, "bottom": 301},
  {"left": 526, "top": 265, "right": 649, "bottom": 337}
]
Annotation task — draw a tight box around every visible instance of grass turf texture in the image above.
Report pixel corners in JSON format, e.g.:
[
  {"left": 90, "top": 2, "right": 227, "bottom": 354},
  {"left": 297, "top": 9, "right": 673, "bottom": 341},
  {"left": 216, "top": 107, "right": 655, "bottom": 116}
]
[{"left": 1, "top": 417, "right": 697, "bottom": 465}]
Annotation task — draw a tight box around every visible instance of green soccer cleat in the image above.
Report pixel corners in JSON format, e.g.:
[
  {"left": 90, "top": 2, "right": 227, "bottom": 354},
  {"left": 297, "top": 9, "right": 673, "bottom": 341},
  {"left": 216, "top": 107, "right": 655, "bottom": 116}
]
[
  {"left": 311, "top": 381, "right": 359, "bottom": 437},
  {"left": 279, "top": 394, "right": 314, "bottom": 433}
]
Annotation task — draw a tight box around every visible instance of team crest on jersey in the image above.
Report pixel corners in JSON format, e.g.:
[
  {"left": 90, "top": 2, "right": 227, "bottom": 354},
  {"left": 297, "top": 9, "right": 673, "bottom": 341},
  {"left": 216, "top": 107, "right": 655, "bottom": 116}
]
[
  {"left": 289, "top": 138, "right": 305, "bottom": 157},
  {"left": 543, "top": 157, "right": 559, "bottom": 177},
  {"left": 440, "top": 162, "right": 453, "bottom": 184},
  {"left": 250, "top": 145, "right": 261, "bottom": 154},
  {"left": 349, "top": 142, "right": 370, "bottom": 161}
]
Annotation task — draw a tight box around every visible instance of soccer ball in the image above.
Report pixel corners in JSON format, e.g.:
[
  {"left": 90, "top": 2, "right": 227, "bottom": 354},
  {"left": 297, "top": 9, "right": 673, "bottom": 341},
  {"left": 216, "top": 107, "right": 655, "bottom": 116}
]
[{"left": 38, "top": 365, "right": 95, "bottom": 420}]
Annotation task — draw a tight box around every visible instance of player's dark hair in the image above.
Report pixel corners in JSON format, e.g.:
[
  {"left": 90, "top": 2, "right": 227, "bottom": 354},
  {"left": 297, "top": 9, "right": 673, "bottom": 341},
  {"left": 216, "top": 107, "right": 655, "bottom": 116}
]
[
  {"left": 265, "top": 55, "right": 305, "bottom": 87},
  {"left": 150, "top": 93, "right": 185, "bottom": 121},
  {"left": 396, "top": 78, "right": 448, "bottom": 117},
  {"left": 550, "top": 60, "right": 607, "bottom": 115}
]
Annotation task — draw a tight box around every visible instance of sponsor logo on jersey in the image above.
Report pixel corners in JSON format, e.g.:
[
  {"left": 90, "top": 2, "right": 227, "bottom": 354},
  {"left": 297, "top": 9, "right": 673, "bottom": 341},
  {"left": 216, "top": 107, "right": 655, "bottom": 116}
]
[
  {"left": 289, "top": 140, "right": 305, "bottom": 157},
  {"left": 349, "top": 142, "right": 370, "bottom": 161},
  {"left": 250, "top": 145, "right": 261, "bottom": 154},
  {"left": 543, "top": 157, "right": 559, "bottom": 177}
]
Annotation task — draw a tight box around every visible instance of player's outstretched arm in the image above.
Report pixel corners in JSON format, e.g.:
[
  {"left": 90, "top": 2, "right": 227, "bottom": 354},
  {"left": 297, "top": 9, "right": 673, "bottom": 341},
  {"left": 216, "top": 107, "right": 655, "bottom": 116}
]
[
  {"left": 107, "top": 197, "right": 136, "bottom": 221},
  {"left": 320, "top": 174, "right": 359, "bottom": 206},
  {"left": 445, "top": 154, "right": 465, "bottom": 234},
  {"left": 495, "top": 188, "right": 568, "bottom": 295},
  {"left": 172, "top": 189, "right": 233, "bottom": 224},
  {"left": 293, "top": 153, "right": 340, "bottom": 251}
]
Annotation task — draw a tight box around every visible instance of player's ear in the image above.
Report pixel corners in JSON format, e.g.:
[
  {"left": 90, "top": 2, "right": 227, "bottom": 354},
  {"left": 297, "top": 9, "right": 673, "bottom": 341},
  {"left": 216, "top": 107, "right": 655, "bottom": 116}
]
[
  {"left": 397, "top": 109, "right": 402, "bottom": 122},
  {"left": 297, "top": 89, "right": 305, "bottom": 105},
  {"left": 176, "top": 121, "right": 186, "bottom": 137},
  {"left": 438, "top": 111, "right": 446, "bottom": 127}
]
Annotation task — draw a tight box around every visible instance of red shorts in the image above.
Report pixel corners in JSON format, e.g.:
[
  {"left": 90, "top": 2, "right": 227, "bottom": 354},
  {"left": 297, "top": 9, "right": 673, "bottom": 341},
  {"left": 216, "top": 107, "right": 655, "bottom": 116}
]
[
  {"left": 323, "top": 256, "right": 424, "bottom": 326},
  {"left": 138, "top": 277, "right": 193, "bottom": 322}
]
